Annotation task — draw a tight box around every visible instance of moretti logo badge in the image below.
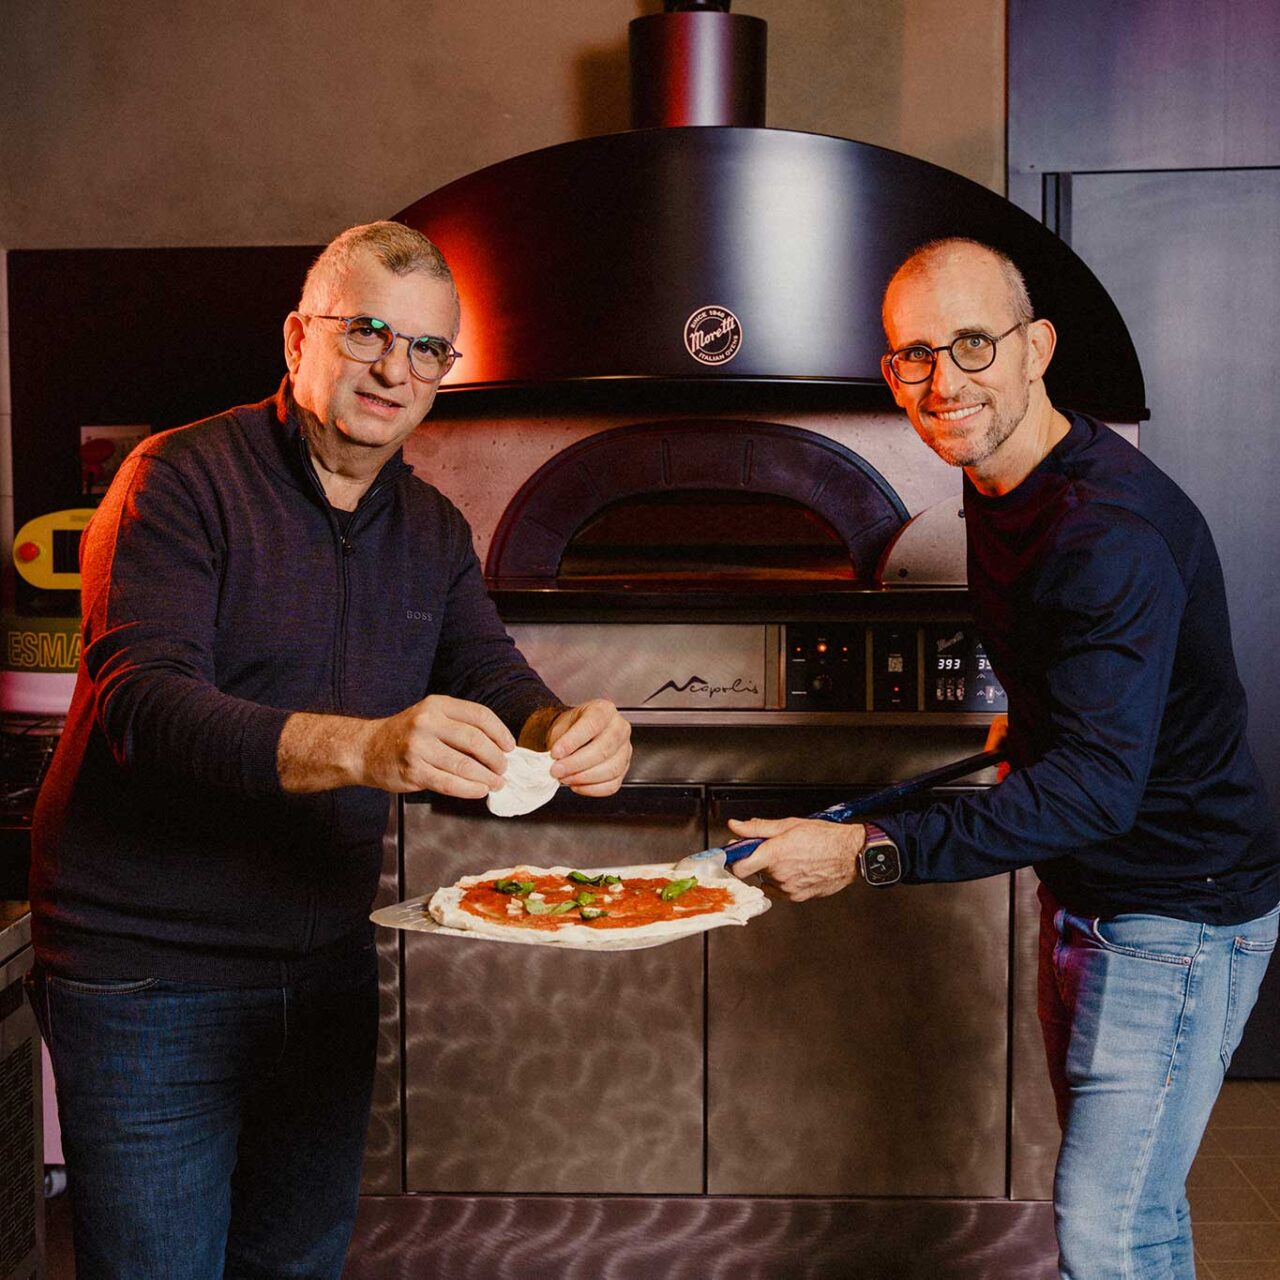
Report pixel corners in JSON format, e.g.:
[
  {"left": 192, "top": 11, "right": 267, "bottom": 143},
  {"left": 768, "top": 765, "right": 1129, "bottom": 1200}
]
[{"left": 683, "top": 305, "right": 743, "bottom": 366}]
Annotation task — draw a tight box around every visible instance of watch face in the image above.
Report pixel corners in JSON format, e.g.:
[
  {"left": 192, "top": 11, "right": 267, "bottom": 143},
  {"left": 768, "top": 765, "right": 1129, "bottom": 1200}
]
[{"left": 861, "top": 837, "right": 902, "bottom": 886}]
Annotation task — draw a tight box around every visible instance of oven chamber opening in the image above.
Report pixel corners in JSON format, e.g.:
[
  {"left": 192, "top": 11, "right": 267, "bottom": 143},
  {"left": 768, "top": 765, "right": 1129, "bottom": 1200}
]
[
  {"left": 558, "top": 490, "right": 856, "bottom": 584},
  {"left": 482, "top": 419, "right": 910, "bottom": 592}
]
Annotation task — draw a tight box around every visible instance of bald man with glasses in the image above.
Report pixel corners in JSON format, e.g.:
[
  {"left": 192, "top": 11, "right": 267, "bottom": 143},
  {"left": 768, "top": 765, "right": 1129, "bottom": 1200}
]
[{"left": 730, "top": 237, "right": 1279, "bottom": 1279}]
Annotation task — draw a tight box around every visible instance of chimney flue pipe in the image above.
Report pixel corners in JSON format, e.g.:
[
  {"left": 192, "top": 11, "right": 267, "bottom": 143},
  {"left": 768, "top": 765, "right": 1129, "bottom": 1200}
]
[{"left": 629, "top": 2, "right": 767, "bottom": 129}]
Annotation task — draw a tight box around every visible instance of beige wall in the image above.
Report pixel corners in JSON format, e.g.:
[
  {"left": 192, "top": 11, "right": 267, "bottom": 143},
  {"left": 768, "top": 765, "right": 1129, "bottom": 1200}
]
[{"left": 0, "top": 0, "right": 1005, "bottom": 250}]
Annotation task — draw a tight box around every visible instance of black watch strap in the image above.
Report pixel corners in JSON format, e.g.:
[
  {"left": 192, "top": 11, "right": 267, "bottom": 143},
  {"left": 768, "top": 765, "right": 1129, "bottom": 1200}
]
[{"left": 859, "top": 822, "right": 902, "bottom": 886}]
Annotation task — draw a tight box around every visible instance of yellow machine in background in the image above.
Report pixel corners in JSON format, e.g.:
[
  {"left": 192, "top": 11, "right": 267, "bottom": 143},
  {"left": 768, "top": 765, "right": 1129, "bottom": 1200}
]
[
  {"left": 3, "top": 508, "right": 90, "bottom": 718},
  {"left": 10, "top": 509, "right": 95, "bottom": 593}
]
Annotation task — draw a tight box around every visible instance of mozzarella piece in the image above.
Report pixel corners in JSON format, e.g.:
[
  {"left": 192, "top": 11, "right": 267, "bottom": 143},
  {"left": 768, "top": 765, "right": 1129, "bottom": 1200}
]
[{"left": 486, "top": 747, "right": 559, "bottom": 817}]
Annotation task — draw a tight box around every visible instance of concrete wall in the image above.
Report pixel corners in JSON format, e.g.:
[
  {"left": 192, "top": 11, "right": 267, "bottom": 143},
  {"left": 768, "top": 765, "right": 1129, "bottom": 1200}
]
[{"left": 0, "top": 0, "right": 1005, "bottom": 250}]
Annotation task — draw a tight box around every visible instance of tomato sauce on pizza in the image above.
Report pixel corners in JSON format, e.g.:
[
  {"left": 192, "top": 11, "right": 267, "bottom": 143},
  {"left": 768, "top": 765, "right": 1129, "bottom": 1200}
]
[{"left": 460, "top": 873, "right": 733, "bottom": 931}]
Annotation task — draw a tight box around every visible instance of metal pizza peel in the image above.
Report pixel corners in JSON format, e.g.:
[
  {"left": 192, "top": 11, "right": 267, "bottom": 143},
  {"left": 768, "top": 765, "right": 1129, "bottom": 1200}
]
[
  {"left": 674, "top": 749, "right": 1002, "bottom": 876},
  {"left": 371, "top": 750, "right": 1000, "bottom": 948}
]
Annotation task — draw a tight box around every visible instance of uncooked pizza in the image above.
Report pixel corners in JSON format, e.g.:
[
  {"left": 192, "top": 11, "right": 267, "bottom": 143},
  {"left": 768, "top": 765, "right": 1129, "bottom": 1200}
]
[{"left": 427, "top": 863, "right": 768, "bottom": 945}]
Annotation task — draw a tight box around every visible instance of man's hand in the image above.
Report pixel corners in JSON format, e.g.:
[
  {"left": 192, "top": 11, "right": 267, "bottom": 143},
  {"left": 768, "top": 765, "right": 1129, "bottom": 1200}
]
[
  {"left": 727, "top": 816, "right": 863, "bottom": 901},
  {"left": 537, "top": 699, "right": 632, "bottom": 797},
  {"left": 278, "top": 695, "right": 515, "bottom": 798},
  {"left": 984, "top": 713, "right": 1011, "bottom": 781}
]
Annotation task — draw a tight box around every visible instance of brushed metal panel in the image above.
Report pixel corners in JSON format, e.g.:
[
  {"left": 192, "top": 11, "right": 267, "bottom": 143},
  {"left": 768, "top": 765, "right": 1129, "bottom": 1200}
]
[
  {"left": 347, "top": 1194, "right": 1058, "bottom": 1280},
  {"left": 507, "top": 623, "right": 768, "bottom": 709},
  {"left": 1009, "top": 869, "right": 1059, "bottom": 1200},
  {"left": 626, "top": 724, "right": 992, "bottom": 787},
  {"left": 400, "top": 797, "right": 705, "bottom": 1194},
  {"left": 1009, "top": 0, "right": 1280, "bottom": 173},
  {"left": 708, "top": 868, "right": 1011, "bottom": 1196},
  {"left": 360, "top": 799, "right": 403, "bottom": 1195}
]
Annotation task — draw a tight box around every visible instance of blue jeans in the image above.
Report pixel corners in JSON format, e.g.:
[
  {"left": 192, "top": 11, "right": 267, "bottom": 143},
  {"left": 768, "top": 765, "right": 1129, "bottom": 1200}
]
[
  {"left": 27, "top": 948, "right": 379, "bottom": 1280},
  {"left": 1038, "top": 885, "right": 1278, "bottom": 1280}
]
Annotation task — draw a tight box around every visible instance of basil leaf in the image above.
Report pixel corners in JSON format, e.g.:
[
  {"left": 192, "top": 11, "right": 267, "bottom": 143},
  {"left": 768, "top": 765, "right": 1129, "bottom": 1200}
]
[
  {"left": 574, "top": 891, "right": 596, "bottom": 907},
  {"left": 580, "top": 907, "right": 608, "bottom": 920},
  {"left": 659, "top": 877, "right": 697, "bottom": 902},
  {"left": 494, "top": 879, "right": 535, "bottom": 896},
  {"left": 568, "top": 871, "right": 603, "bottom": 885},
  {"left": 524, "top": 898, "right": 576, "bottom": 916}
]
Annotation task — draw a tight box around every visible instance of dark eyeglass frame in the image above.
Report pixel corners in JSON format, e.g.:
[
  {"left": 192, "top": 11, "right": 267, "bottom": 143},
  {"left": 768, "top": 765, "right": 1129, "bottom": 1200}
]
[
  {"left": 303, "top": 313, "right": 462, "bottom": 382},
  {"left": 882, "top": 321, "right": 1025, "bottom": 384}
]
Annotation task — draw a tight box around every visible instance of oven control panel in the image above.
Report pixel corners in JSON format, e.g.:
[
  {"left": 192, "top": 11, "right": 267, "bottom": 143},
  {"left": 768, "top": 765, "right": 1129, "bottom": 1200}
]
[
  {"left": 923, "top": 624, "right": 1007, "bottom": 712},
  {"left": 871, "top": 623, "right": 918, "bottom": 711},
  {"left": 785, "top": 622, "right": 1006, "bottom": 714},
  {"left": 786, "top": 624, "right": 863, "bottom": 710},
  {"left": 504, "top": 619, "right": 1004, "bottom": 719}
]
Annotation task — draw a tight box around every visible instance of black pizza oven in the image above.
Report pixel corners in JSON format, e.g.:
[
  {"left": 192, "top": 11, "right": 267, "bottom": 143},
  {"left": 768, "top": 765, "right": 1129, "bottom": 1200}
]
[{"left": 350, "top": 6, "right": 1148, "bottom": 1277}]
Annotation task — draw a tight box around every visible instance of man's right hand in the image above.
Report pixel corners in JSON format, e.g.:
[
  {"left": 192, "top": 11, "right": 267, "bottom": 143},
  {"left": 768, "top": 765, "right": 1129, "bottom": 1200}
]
[
  {"left": 277, "top": 695, "right": 516, "bottom": 797},
  {"left": 984, "top": 713, "right": 1010, "bottom": 782}
]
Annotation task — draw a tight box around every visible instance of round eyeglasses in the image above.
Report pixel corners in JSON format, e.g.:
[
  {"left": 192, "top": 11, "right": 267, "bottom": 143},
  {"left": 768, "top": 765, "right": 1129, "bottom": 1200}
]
[
  {"left": 883, "top": 322, "right": 1024, "bottom": 384},
  {"left": 304, "top": 314, "right": 461, "bottom": 382}
]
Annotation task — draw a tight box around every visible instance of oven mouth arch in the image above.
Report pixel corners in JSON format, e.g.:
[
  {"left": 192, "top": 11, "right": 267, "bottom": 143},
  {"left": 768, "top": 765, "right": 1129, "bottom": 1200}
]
[{"left": 485, "top": 420, "right": 909, "bottom": 586}]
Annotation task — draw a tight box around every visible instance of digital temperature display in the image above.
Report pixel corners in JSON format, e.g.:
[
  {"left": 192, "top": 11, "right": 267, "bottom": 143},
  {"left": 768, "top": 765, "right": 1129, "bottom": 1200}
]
[{"left": 923, "top": 625, "right": 1007, "bottom": 713}]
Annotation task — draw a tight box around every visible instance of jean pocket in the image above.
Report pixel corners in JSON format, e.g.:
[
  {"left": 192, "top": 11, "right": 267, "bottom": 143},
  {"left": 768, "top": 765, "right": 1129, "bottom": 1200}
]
[
  {"left": 1222, "top": 934, "right": 1277, "bottom": 1067},
  {"left": 47, "top": 974, "right": 160, "bottom": 996},
  {"left": 1233, "top": 935, "right": 1277, "bottom": 955},
  {"left": 1086, "top": 915, "right": 1198, "bottom": 966}
]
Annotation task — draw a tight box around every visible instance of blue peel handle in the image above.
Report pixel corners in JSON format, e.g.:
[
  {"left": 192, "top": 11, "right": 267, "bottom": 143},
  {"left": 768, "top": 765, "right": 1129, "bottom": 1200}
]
[
  {"left": 714, "top": 750, "right": 1002, "bottom": 869},
  {"left": 720, "top": 836, "right": 763, "bottom": 867},
  {"left": 720, "top": 806, "right": 851, "bottom": 866}
]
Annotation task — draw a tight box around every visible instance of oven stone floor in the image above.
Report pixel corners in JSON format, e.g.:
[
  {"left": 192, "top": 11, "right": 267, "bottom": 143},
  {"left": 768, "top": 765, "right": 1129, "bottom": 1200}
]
[{"left": 42, "top": 1080, "right": 1280, "bottom": 1278}]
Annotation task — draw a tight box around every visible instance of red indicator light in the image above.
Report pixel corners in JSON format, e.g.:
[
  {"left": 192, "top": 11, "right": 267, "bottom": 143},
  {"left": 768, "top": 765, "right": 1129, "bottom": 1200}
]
[
  {"left": 816, "top": 641, "right": 829, "bottom": 654},
  {"left": 16, "top": 541, "right": 41, "bottom": 562}
]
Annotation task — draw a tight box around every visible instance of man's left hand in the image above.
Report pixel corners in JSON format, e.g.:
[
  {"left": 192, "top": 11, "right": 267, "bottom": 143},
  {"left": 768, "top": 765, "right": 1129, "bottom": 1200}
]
[
  {"left": 545, "top": 700, "right": 632, "bottom": 796},
  {"left": 726, "top": 817, "right": 862, "bottom": 901}
]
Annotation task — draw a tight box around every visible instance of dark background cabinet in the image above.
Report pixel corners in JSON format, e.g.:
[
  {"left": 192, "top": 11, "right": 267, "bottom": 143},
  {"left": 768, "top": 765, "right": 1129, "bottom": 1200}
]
[{"left": 1008, "top": 0, "right": 1280, "bottom": 1074}]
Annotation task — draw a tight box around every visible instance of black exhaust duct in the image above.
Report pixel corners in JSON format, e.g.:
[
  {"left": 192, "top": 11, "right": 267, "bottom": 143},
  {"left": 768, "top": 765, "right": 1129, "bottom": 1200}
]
[{"left": 629, "top": 1, "right": 767, "bottom": 128}]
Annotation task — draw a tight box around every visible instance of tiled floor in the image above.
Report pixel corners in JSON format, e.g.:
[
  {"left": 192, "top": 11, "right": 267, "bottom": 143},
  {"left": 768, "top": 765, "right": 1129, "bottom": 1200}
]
[
  {"left": 1191, "top": 1080, "right": 1280, "bottom": 1279},
  {"left": 41, "top": 1080, "right": 1280, "bottom": 1278}
]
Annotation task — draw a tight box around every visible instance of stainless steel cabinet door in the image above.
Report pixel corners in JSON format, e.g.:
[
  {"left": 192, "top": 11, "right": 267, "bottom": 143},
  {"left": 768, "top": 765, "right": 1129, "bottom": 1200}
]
[
  {"left": 400, "top": 787, "right": 706, "bottom": 1193},
  {"left": 705, "top": 787, "right": 1012, "bottom": 1196}
]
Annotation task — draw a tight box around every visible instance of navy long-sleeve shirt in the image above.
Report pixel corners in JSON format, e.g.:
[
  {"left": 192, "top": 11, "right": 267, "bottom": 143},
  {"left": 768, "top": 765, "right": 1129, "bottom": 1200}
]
[
  {"left": 877, "top": 413, "right": 1279, "bottom": 924},
  {"left": 31, "top": 385, "right": 562, "bottom": 983}
]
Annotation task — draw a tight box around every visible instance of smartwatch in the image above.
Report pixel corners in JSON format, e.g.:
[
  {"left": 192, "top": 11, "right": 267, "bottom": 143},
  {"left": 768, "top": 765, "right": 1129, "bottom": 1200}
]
[{"left": 857, "top": 822, "right": 902, "bottom": 886}]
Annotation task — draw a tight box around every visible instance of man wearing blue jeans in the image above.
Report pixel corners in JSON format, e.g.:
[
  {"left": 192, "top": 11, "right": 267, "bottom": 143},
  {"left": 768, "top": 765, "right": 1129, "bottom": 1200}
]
[
  {"left": 28, "top": 221, "right": 633, "bottom": 1279},
  {"left": 729, "top": 238, "right": 1279, "bottom": 1278}
]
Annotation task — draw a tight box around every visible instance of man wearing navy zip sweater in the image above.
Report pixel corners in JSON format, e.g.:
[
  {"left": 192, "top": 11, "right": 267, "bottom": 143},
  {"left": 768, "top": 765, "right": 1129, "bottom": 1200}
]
[
  {"left": 29, "top": 221, "right": 632, "bottom": 1280},
  {"left": 730, "top": 238, "right": 1279, "bottom": 1279}
]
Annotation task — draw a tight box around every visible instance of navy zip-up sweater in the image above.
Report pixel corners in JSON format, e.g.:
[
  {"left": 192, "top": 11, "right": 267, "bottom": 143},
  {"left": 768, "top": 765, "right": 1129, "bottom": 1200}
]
[
  {"left": 877, "top": 414, "right": 1279, "bottom": 924},
  {"left": 31, "top": 386, "right": 561, "bottom": 983}
]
